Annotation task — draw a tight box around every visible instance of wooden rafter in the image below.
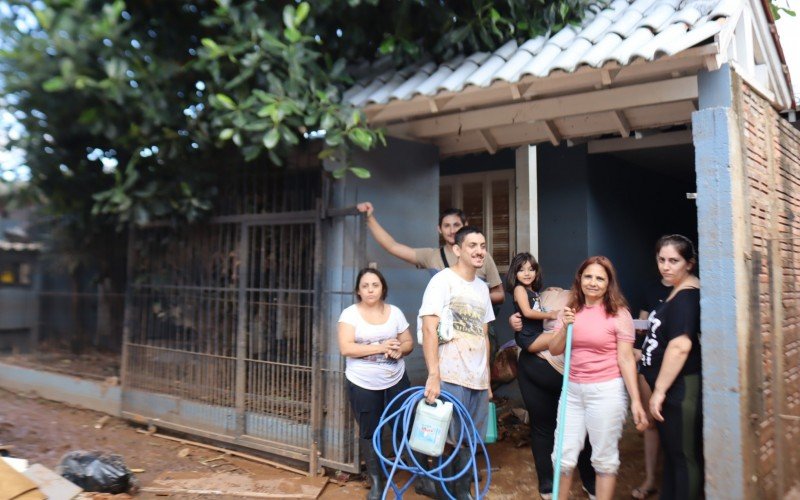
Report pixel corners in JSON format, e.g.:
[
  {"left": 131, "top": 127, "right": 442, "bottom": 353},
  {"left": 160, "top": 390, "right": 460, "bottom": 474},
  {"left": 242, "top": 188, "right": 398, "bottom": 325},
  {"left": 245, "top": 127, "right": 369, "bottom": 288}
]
[
  {"left": 543, "top": 121, "right": 561, "bottom": 146},
  {"left": 388, "top": 76, "right": 698, "bottom": 139},
  {"left": 612, "top": 111, "right": 631, "bottom": 137},
  {"left": 478, "top": 129, "right": 498, "bottom": 154},
  {"left": 587, "top": 129, "right": 693, "bottom": 154}
]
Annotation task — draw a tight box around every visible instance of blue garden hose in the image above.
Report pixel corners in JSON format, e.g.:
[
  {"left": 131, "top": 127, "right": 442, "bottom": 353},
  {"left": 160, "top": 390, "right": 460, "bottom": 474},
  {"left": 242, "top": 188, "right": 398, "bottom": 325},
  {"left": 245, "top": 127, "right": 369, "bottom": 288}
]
[
  {"left": 552, "top": 323, "right": 574, "bottom": 500},
  {"left": 371, "top": 386, "right": 491, "bottom": 500}
]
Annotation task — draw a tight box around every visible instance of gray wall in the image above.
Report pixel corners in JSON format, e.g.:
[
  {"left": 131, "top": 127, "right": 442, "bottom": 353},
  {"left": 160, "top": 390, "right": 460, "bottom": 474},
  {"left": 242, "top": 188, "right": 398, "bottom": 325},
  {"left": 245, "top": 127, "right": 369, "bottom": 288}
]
[
  {"left": 536, "top": 143, "right": 697, "bottom": 310},
  {"left": 329, "top": 137, "right": 440, "bottom": 384},
  {"left": 585, "top": 152, "right": 697, "bottom": 310},
  {"left": 536, "top": 144, "right": 591, "bottom": 289}
]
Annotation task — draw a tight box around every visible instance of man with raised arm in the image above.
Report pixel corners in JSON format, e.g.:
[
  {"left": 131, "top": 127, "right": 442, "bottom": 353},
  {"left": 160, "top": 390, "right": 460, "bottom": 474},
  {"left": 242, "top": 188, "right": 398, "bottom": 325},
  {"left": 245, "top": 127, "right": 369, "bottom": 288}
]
[
  {"left": 356, "top": 202, "right": 504, "bottom": 305},
  {"left": 418, "top": 226, "right": 495, "bottom": 500}
]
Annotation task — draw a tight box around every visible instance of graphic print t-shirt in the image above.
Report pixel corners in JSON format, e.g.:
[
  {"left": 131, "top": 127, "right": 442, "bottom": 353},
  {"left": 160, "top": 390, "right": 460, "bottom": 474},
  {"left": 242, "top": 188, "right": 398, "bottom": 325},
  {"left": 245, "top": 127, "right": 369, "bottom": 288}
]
[
  {"left": 418, "top": 268, "right": 495, "bottom": 390},
  {"left": 635, "top": 282, "right": 672, "bottom": 350},
  {"left": 339, "top": 304, "right": 409, "bottom": 390},
  {"left": 640, "top": 288, "right": 701, "bottom": 387}
]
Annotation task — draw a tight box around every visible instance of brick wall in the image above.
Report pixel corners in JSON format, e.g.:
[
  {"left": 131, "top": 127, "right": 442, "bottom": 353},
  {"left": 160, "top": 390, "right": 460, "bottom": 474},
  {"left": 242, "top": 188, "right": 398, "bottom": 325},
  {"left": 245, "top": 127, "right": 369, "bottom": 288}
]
[{"left": 737, "top": 78, "right": 800, "bottom": 497}]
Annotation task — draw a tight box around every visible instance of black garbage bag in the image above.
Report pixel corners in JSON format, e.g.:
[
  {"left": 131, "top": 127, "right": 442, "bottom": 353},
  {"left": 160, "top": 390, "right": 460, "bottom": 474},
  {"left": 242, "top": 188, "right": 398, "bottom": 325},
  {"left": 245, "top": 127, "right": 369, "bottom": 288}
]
[{"left": 57, "top": 450, "right": 135, "bottom": 493}]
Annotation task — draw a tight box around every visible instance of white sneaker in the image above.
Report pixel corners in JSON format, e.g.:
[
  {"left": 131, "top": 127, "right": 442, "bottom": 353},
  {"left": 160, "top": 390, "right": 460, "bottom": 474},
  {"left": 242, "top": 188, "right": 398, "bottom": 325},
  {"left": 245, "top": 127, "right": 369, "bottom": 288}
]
[{"left": 540, "top": 494, "right": 552, "bottom": 500}]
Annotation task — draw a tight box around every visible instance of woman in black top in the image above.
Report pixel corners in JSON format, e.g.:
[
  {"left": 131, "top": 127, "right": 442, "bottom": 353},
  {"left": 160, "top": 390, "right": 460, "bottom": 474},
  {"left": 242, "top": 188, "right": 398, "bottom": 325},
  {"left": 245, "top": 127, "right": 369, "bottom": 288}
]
[
  {"left": 506, "top": 253, "right": 595, "bottom": 500},
  {"left": 640, "top": 235, "right": 703, "bottom": 500}
]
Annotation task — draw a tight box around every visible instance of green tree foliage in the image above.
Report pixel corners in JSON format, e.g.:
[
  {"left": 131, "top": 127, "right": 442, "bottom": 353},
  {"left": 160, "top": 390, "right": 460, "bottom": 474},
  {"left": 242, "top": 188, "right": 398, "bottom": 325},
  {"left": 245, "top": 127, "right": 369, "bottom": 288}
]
[{"left": 1, "top": 0, "right": 592, "bottom": 234}]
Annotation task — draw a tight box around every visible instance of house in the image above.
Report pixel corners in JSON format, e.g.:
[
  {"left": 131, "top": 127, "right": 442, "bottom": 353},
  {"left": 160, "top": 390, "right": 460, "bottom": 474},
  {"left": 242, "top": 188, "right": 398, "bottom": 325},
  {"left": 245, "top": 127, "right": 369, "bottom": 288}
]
[
  {"left": 11, "top": 0, "right": 789, "bottom": 494},
  {"left": 327, "top": 0, "right": 799, "bottom": 497}
]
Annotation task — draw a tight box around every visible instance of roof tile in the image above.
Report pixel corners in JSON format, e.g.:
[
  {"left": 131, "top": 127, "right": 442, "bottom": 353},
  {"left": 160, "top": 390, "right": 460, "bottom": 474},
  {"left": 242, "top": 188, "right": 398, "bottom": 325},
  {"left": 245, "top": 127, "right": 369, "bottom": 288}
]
[
  {"left": 438, "top": 52, "right": 491, "bottom": 92},
  {"left": 521, "top": 43, "right": 564, "bottom": 78},
  {"left": 579, "top": 15, "right": 615, "bottom": 43},
  {"left": 493, "top": 37, "right": 547, "bottom": 82},
  {"left": 550, "top": 37, "right": 595, "bottom": 73},
  {"left": 465, "top": 40, "right": 519, "bottom": 87},
  {"left": 580, "top": 32, "right": 625, "bottom": 67},
  {"left": 638, "top": 4, "right": 679, "bottom": 31},
  {"left": 345, "top": 0, "right": 739, "bottom": 107},
  {"left": 609, "top": 9, "right": 646, "bottom": 37}
]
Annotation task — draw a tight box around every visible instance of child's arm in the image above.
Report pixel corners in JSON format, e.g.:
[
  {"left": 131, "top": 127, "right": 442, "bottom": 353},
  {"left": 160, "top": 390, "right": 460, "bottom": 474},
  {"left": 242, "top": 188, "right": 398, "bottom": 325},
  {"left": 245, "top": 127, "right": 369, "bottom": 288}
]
[{"left": 514, "top": 286, "right": 558, "bottom": 320}]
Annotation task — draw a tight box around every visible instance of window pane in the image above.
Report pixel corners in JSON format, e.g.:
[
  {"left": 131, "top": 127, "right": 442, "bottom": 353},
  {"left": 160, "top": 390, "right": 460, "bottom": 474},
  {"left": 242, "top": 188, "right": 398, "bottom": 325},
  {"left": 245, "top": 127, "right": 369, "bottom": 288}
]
[
  {"left": 462, "top": 182, "right": 484, "bottom": 230},
  {"left": 492, "top": 180, "right": 511, "bottom": 267}
]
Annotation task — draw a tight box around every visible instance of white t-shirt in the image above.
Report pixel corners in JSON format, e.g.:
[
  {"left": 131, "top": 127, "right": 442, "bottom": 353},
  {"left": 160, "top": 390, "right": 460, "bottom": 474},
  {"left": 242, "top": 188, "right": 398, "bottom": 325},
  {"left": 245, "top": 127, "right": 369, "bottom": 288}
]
[
  {"left": 418, "top": 268, "right": 495, "bottom": 390},
  {"left": 338, "top": 304, "right": 410, "bottom": 390}
]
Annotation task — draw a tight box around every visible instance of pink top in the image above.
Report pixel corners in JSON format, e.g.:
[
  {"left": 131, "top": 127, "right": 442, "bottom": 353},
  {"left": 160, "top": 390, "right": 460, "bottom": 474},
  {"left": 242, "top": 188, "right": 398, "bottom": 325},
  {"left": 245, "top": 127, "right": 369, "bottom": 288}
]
[{"left": 554, "top": 304, "right": 635, "bottom": 383}]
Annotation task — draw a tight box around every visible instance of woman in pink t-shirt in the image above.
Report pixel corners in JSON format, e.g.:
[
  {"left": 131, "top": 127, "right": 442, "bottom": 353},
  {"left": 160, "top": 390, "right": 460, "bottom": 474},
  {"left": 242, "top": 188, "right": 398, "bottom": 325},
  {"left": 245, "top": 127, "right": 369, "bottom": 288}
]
[{"left": 548, "top": 256, "right": 648, "bottom": 500}]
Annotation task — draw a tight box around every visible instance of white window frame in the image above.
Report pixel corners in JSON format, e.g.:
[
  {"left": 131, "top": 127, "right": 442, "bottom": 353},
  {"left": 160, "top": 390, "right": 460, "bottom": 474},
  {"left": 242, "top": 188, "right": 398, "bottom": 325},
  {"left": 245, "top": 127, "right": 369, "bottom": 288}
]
[{"left": 440, "top": 169, "right": 516, "bottom": 271}]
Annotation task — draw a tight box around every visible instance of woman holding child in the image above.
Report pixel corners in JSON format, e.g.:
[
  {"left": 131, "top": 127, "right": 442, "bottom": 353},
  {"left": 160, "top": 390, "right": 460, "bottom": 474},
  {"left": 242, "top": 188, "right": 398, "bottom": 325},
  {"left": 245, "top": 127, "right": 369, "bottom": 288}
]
[{"left": 507, "top": 253, "right": 596, "bottom": 500}]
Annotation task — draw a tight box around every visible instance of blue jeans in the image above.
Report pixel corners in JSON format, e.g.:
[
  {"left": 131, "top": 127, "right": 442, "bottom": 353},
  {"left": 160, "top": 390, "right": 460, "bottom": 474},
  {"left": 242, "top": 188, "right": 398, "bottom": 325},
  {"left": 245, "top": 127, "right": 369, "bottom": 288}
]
[{"left": 440, "top": 381, "right": 489, "bottom": 445}]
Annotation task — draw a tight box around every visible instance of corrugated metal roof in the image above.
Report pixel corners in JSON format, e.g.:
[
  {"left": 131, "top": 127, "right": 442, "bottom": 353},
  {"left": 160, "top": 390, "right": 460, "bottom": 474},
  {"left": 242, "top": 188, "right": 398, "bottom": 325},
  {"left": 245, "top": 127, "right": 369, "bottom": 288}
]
[{"left": 345, "top": 0, "right": 741, "bottom": 107}]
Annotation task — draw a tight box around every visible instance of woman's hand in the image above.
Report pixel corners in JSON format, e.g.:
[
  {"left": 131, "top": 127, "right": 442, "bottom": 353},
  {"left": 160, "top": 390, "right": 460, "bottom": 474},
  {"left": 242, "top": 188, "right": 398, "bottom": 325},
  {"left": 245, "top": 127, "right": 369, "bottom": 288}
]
[
  {"left": 548, "top": 309, "right": 560, "bottom": 320},
  {"left": 649, "top": 389, "right": 666, "bottom": 422},
  {"left": 509, "top": 312, "right": 523, "bottom": 332},
  {"left": 356, "top": 202, "right": 374, "bottom": 217},
  {"left": 562, "top": 307, "right": 575, "bottom": 325},
  {"left": 632, "top": 399, "right": 649, "bottom": 431},
  {"left": 385, "top": 344, "right": 402, "bottom": 359},
  {"left": 382, "top": 338, "right": 400, "bottom": 356}
]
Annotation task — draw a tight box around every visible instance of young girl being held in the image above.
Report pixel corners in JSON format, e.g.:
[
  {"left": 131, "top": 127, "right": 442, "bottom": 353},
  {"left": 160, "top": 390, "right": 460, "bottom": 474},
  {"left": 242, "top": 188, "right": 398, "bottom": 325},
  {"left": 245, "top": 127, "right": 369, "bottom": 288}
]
[{"left": 506, "top": 253, "right": 559, "bottom": 353}]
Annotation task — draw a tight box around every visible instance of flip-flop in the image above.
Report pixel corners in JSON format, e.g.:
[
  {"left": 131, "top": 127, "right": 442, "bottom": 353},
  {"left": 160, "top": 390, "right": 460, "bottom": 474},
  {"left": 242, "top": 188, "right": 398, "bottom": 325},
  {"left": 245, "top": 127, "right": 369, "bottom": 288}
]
[{"left": 631, "top": 486, "right": 658, "bottom": 499}]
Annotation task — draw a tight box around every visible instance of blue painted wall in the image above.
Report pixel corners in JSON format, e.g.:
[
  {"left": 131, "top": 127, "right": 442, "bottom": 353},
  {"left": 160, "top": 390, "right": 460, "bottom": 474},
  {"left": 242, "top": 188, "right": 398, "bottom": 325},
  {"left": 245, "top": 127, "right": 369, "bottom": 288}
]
[
  {"left": 536, "top": 144, "right": 697, "bottom": 310},
  {"left": 586, "top": 152, "right": 697, "bottom": 310},
  {"left": 334, "top": 137, "right": 441, "bottom": 384},
  {"left": 693, "top": 65, "right": 747, "bottom": 499},
  {"left": 536, "top": 144, "right": 591, "bottom": 289}
]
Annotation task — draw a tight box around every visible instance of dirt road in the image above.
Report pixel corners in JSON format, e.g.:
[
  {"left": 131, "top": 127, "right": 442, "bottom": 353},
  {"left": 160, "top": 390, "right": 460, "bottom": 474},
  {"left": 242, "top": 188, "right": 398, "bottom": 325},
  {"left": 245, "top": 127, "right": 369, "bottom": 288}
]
[{"left": 0, "top": 387, "right": 649, "bottom": 499}]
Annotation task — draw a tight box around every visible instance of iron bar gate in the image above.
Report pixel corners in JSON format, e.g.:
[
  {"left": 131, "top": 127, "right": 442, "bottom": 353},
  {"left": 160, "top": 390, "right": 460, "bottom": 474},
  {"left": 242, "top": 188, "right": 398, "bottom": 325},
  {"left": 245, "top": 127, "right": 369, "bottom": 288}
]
[{"left": 120, "top": 175, "right": 365, "bottom": 474}]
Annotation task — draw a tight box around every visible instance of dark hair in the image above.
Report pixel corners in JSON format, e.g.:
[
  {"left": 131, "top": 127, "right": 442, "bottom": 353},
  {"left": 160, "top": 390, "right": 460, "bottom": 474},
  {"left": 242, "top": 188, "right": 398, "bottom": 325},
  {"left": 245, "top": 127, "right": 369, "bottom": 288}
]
[
  {"left": 655, "top": 234, "right": 697, "bottom": 272},
  {"left": 439, "top": 208, "right": 467, "bottom": 226},
  {"left": 567, "top": 256, "right": 629, "bottom": 315},
  {"left": 506, "top": 252, "right": 543, "bottom": 293},
  {"left": 354, "top": 267, "right": 388, "bottom": 301},
  {"left": 453, "top": 226, "right": 483, "bottom": 246}
]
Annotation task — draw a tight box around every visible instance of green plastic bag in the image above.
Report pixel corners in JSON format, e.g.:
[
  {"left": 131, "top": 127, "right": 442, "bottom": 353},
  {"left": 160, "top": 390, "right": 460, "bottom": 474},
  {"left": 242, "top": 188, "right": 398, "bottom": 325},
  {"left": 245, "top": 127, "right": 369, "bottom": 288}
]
[{"left": 485, "top": 402, "right": 498, "bottom": 444}]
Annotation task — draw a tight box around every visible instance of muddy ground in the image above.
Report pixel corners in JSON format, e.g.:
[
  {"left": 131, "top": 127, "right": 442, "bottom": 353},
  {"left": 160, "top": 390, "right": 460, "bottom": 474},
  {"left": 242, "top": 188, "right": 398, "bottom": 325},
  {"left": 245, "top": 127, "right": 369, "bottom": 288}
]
[{"left": 0, "top": 385, "right": 654, "bottom": 499}]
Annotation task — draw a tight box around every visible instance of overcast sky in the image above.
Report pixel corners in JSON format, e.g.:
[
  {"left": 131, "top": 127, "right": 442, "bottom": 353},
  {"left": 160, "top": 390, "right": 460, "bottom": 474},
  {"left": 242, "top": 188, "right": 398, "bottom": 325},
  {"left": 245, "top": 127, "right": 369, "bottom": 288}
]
[{"left": 775, "top": 0, "right": 800, "bottom": 102}]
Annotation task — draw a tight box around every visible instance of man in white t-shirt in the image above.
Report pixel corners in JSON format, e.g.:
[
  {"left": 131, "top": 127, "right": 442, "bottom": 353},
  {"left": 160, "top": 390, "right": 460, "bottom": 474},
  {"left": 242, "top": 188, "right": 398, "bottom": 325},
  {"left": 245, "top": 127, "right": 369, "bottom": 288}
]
[{"left": 418, "top": 226, "right": 495, "bottom": 499}]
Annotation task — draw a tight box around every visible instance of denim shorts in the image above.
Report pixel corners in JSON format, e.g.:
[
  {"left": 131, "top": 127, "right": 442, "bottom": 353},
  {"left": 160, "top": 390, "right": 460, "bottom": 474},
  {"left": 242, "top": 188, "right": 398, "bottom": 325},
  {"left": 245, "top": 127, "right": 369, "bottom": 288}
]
[{"left": 440, "top": 381, "right": 489, "bottom": 445}]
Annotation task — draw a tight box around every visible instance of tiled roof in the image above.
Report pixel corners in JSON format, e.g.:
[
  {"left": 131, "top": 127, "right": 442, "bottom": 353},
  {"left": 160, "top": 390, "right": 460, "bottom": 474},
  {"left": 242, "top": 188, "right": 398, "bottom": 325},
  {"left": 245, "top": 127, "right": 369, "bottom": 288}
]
[{"left": 344, "top": 0, "right": 741, "bottom": 107}]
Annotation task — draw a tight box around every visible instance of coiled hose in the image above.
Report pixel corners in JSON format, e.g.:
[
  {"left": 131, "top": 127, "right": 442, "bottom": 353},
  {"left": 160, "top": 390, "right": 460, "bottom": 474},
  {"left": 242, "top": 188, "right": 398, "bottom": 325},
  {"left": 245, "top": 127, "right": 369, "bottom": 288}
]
[{"left": 371, "top": 386, "right": 491, "bottom": 499}]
